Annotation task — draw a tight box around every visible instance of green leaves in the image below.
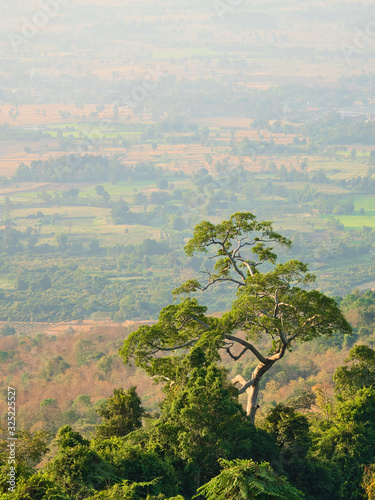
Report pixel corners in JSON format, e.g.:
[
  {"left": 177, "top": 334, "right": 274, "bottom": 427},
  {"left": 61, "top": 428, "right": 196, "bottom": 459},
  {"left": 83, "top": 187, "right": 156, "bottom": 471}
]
[
  {"left": 314, "top": 387, "right": 375, "bottom": 499},
  {"left": 44, "top": 428, "right": 118, "bottom": 499},
  {"left": 172, "top": 280, "right": 202, "bottom": 298},
  {"left": 119, "top": 299, "right": 219, "bottom": 379},
  {"left": 153, "top": 356, "right": 270, "bottom": 491},
  {"left": 230, "top": 263, "right": 351, "bottom": 348},
  {"left": 334, "top": 345, "right": 375, "bottom": 399},
  {"left": 261, "top": 405, "right": 310, "bottom": 464},
  {"left": 183, "top": 212, "right": 291, "bottom": 278},
  {"left": 184, "top": 221, "right": 217, "bottom": 256},
  {"left": 95, "top": 388, "right": 145, "bottom": 439},
  {"left": 91, "top": 438, "right": 179, "bottom": 498},
  {"left": 195, "top": 459, "right": 305, "bottom": 500},
  {"left": 0, "top": 473, "right": 71, "bottom": 500}
]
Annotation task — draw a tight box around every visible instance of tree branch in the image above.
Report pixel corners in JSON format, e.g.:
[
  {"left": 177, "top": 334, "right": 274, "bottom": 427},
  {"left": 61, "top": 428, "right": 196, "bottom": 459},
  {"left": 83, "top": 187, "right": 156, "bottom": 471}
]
[
  {"left": 149, "top": 338, "right": 199, "bottom": 354},
  {"left": 191, "top": 316, "right": 210, "bottom": 330},
  {"left": 236, "top": 256, "right": 254, "bottom": 276},
  {"left": 268, "top": 344, "right": 287, "bottom": 361},
  {"left": 224, "top": 335, "right": 267, "bottom": 364},
  {"left": 199, "top": 275, "right": 246, "bottom": 291},
  {"left": 212, "top": 239, "right": 247, "bottom": 282},
  {"left": 232, "top": 374, "right": 256, "bottom": 393},
  {"left": 286, "top": 314, "right": 321, "bottom": 343},
  {"left": 151, "top": 375, "right": 175, "bottom": 385},
  {"left": 224, "top": 345, "right": 249, "bottom": 361}
]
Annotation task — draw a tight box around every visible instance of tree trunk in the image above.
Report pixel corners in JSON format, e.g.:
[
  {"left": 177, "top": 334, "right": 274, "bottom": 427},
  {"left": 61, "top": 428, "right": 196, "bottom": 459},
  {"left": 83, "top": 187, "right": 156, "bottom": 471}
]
[
  {"left": 248, "top": 363, "right": 269, "bottom": 423},
  {"left": 233, "top": 361, "right": 276, "bottom": 424},
  {"left": 247, "top": 382, "right": 260, "bottom": 423}
]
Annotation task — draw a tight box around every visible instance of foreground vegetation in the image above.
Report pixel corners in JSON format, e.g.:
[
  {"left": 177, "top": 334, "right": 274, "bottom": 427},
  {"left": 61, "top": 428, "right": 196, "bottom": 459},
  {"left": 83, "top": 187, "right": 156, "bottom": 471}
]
[{"left": 1, "top": 338, "right": 375, "bottom": 499}]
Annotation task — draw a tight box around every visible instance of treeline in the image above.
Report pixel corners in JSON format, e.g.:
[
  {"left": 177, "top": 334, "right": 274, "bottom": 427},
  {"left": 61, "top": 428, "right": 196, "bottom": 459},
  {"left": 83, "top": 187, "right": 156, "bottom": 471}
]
[
  {"left": 304, "top": 113, "right": 375, "bottom": 145},
  {"left": 0, "top": 124, "right": 51, "bottom": 142},
  {"left": 11, "top": 156, "right": 169, "bottom": 184}
]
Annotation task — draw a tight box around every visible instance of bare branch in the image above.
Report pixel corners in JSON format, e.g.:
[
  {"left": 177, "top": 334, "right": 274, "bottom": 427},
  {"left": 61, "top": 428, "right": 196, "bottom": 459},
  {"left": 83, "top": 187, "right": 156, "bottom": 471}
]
[
  {"left": 224, "top": 334, "right": 267, "bottom": 364},
  {"left": 278, "top": 328, "right": 289, "bottom": 347},
  {"left": 232, "top": 374, "right": 256, "bottom": 393},
  {"left": 199, "top": 276, "right": 246, "bottom": 291},
  {"left": 277, "top": 302, "right": 298, "bottom": 311},
  {"left": 236, "top": 256, "right": 254, "bottom": 276},
  {"left": 232, "top": 374, "right": 248, "bottom": 385},
  {"left": 191, "top": 316, "right": 210, "bottom": 330},
  {"left": 175, "top": 317, "right": 191, "bottom": 331},
  {"left": 151, "top": 375, "right": 175, "bottom": 386},
  {"left": 149, "top": 338, "right": 199, "bottom": 354},
  {"left": 224, "top": 345, "right": 249, "bottom": 361},
  {"left": 286, "top": 314, "right": 321, "bottom": 343}
]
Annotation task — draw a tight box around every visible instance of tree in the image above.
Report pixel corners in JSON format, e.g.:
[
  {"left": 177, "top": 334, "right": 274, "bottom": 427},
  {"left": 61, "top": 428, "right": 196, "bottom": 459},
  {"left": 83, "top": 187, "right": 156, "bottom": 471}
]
[
  {"left": 95, "top": 185, "right": 105, "bottom": 197},
  {"left": 92, "top": 438, "right": 179, "bottom": 498},
  {"left": 44, "top": 425, "right": 116, "bottom": 499},
  {"left": 120, "top": 212, "right": 351, "bottom": 423},
  {"left": 133, "top": 191, "right": 148, "bottom": 205},
  {"left": 262, "top": 405, "right": 310, "bottom": 469},
  {"left": 0, "top": 324, "right": 16, "bottom": 336},
  {"left": 111, "top": 199, "right": 130, "bottom": 224},
  {"left": 95, "top": 387, "right": 145, "bottom": 439},
  {"left": 41, "top": 355, "right": 70, "bottom": 381},
  {"left": 196, "top": 459, "right": 305, "bottom": 500},
  {"left": 312, "top": 348, "right": 375, "bottom": 499},
  {"left": 95, "top": 185, "right": 110, "bottom": 200},
  {"left": 16, "top": 278, "right": 28, "bottom": 291},
  {"left": 261, "top": 405, "right": 342, "bottom": 500},
  {"left": 56, "top": 233, "right": 68, "bottom": 252},
  {"left": 0, "top": 473, "right": 70, "bottom": 500},
  {"left": 314, "top": 387, "right": 375, "bottom": 499},
  {"left": 334, "top": 345, "right": 375, "bottom": 399},
  {"left": 39, "top": 274, "right": 52, "bottom": 290},
  {"left": 157, "top": 178, "right": 169, "bottom": 190},
  {"left": 0, "top": 429, "right": 50, "bottom": 495},
  {"left": 84, "top": 479, "right": 182, "bottom": 499}
]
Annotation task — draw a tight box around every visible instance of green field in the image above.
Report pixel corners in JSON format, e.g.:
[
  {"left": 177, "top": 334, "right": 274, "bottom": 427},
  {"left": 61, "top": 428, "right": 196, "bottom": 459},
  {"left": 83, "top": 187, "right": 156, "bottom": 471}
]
[{"left": 334, "top": 215, "right": 375, "bottom": 229}]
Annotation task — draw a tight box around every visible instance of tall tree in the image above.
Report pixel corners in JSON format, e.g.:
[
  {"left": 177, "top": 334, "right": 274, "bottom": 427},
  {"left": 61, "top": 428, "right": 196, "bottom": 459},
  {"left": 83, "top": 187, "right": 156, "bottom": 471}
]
[
  {"left": 120, "top": 212, "right": 351, "bottom": 423},
  {"left": 312, "top": 348, "right": 375, "bottom": 499},
  {"left": 314, "top": 387, "right": 375, "bottom": 500},
  {"left": 333, "top": 345, "right": 375, "bottom": 399},
  {"left": 95, "top": 387, "right": 145, "bottom": 439}
]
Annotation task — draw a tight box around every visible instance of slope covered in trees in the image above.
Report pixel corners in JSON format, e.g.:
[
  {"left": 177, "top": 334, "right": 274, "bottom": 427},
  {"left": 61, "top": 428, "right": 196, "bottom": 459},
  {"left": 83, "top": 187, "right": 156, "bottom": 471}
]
[
  {"left": 2, "top": 342, "right": 375, "bottom": 499},
  {"left": 1, "top": 213, "right": 375, "bottom": 499}
]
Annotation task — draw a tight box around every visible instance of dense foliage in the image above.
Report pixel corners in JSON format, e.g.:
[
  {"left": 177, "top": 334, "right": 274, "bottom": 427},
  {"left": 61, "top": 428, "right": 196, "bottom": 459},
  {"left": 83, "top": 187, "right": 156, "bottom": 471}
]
[{"left": 2, "top": 340, "right": 375, "bottom": 499}]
